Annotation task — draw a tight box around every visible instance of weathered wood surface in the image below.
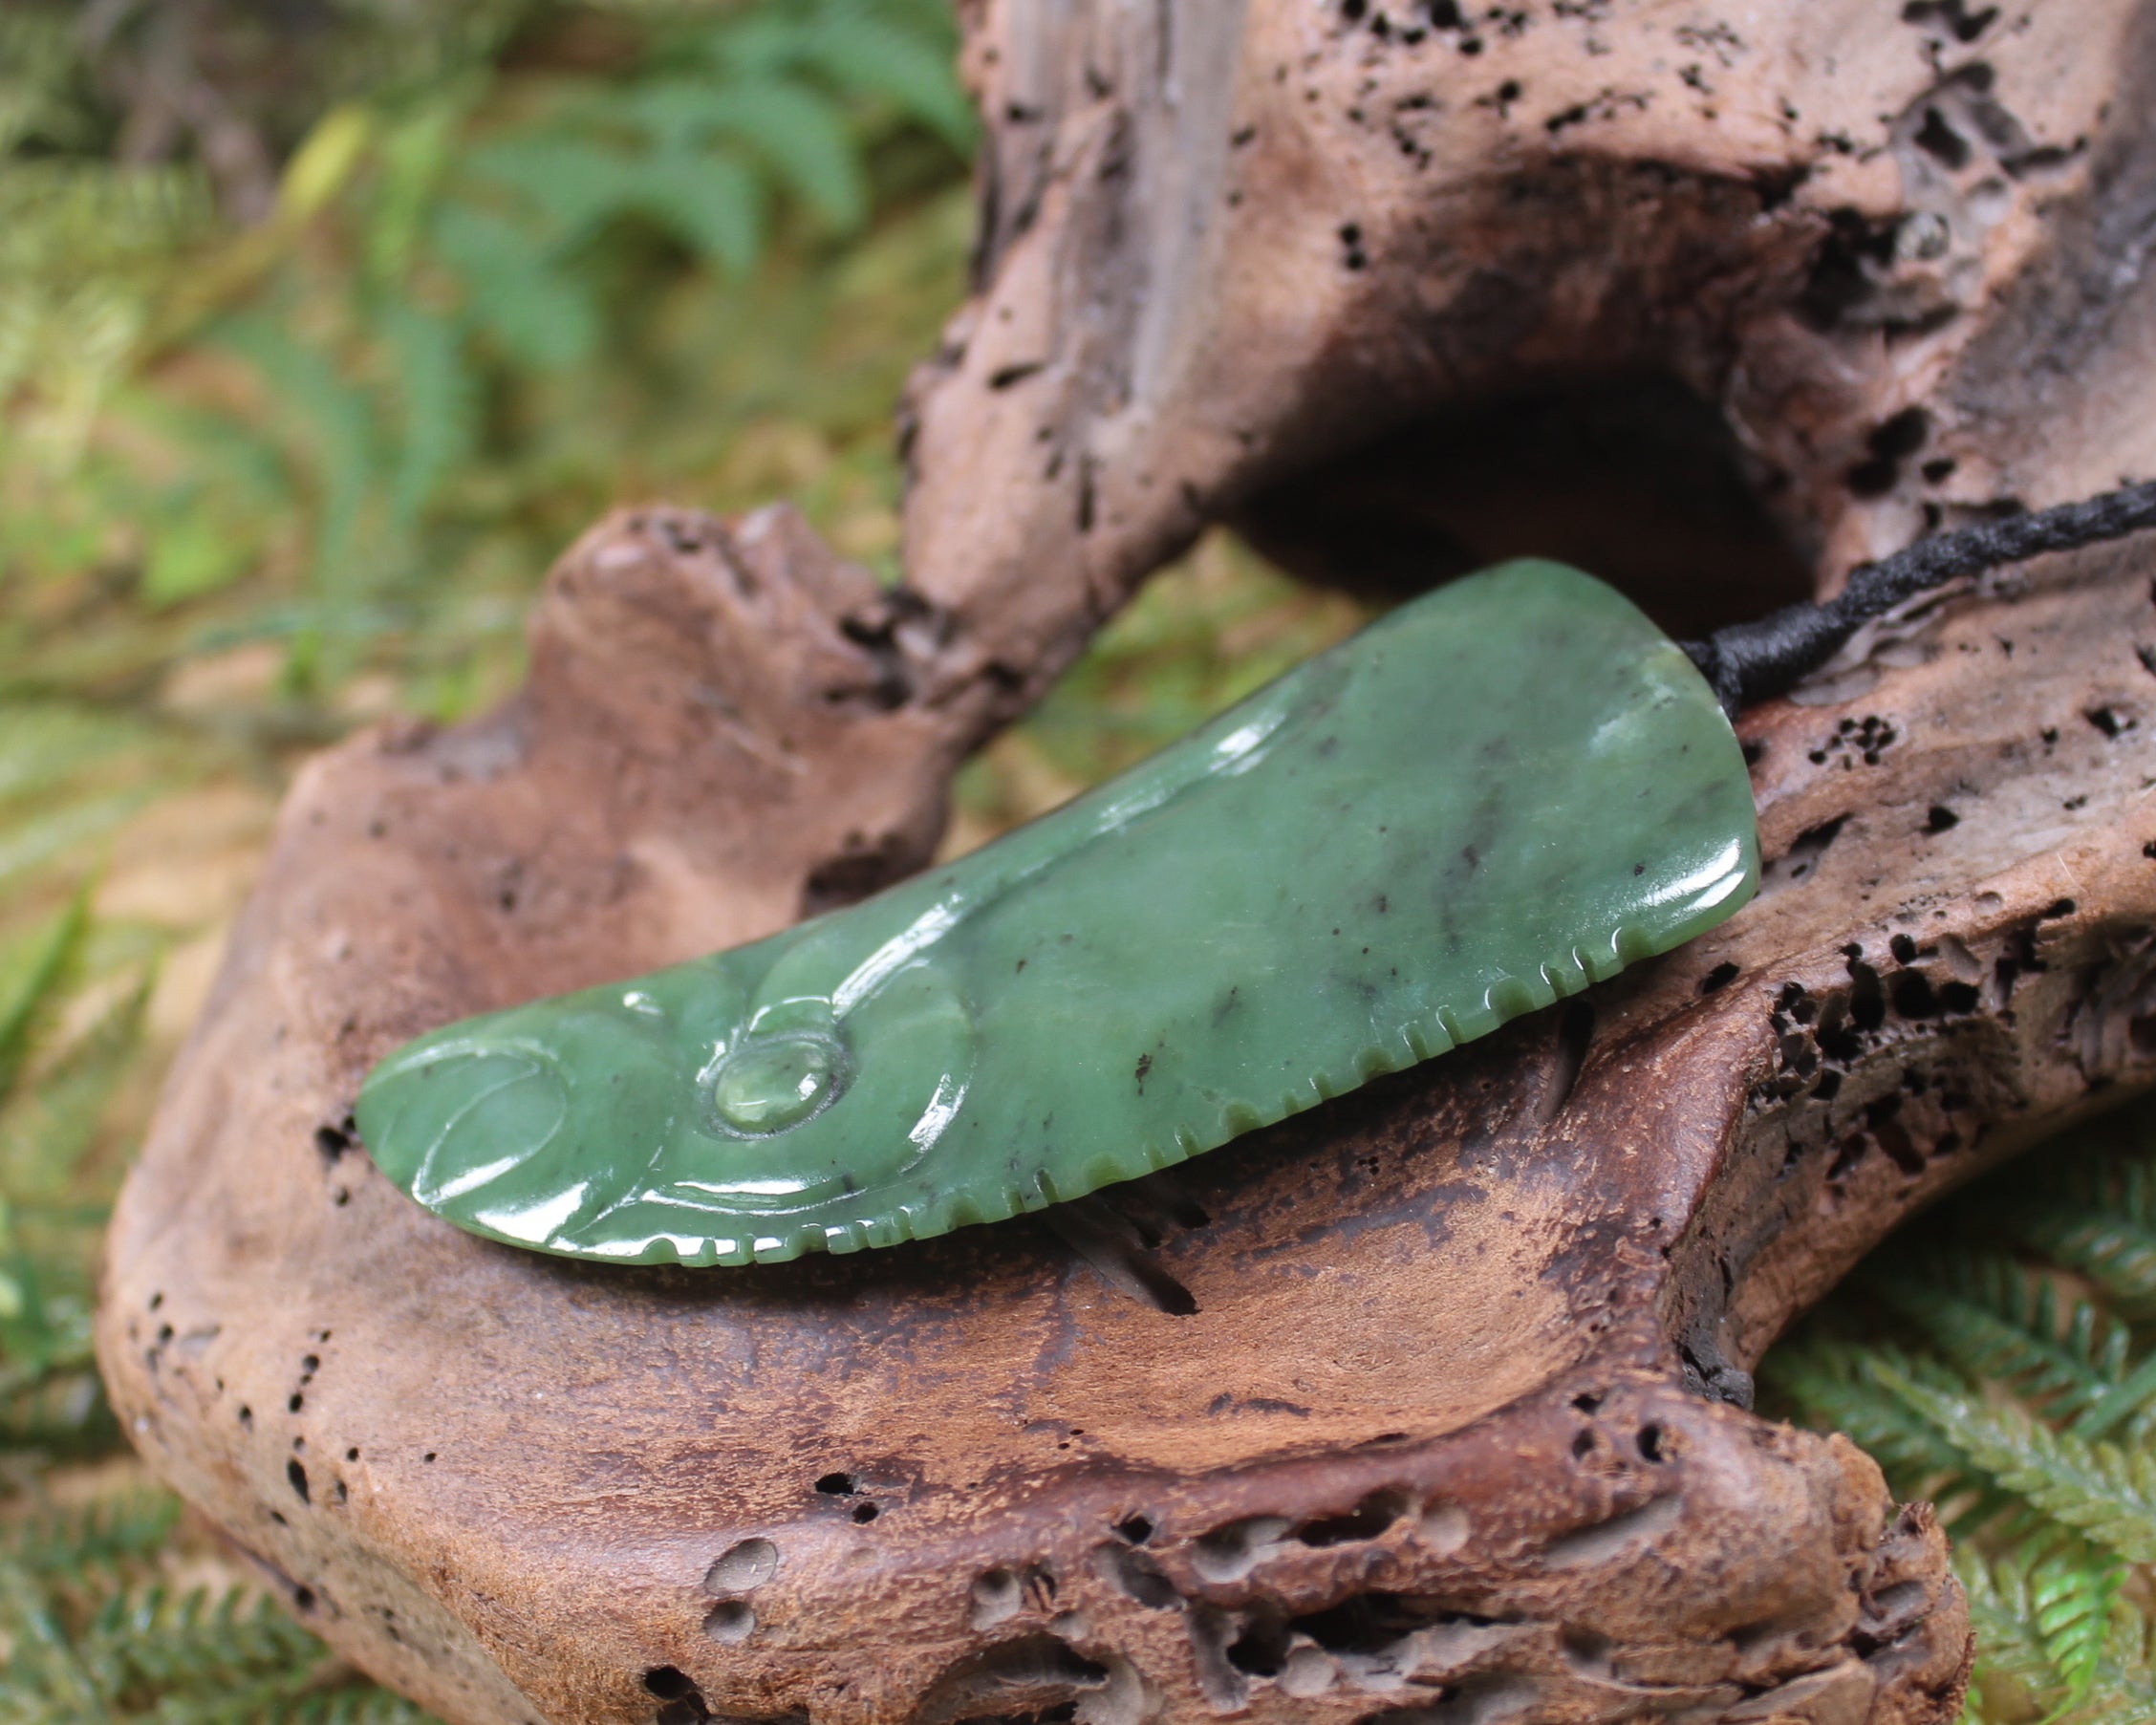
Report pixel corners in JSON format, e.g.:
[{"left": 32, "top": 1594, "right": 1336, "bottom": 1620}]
[{"left": 97, "top": 3, "right": 2156, "bottom": 1722}]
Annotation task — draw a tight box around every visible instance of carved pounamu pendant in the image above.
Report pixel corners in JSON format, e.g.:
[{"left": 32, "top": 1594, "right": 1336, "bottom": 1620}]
[{"left": 355, "top": 562, "right": 1760, "bottom": 1266}]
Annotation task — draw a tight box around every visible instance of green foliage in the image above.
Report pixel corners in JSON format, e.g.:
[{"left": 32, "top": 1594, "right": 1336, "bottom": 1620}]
[
  {"left": 5, "top": 1, "right": 2149, "bottom": 1719},
  {"left": 4, "top": 1491, "right": 178, "bottom": 1579},
  {"left": 1959, "top": 1549, "right": 2156, "bottom": 1725},
  {"left": 0, "top": 0, "right": 971, "bottom": 738},
  {"left": 2, "top": 1536, "right": 437, "bottom": 1723},
  {"left": 0, "top": 895, "right": 118, "bottom": 1458},
  {"left": 0, "top": 889, "right": 419, "bottom": 1721},
  {"left": 0, "top": 3, "right": 971, "bottom": 1717},
  {"left": 0, "top": 890, "right": 420, "bottom": 1714},
  {"left": 1765, "top": 1103, "right": 2156, "bottom": 1723}
]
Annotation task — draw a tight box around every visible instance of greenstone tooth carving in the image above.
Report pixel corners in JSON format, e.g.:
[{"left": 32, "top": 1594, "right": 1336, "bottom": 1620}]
[{"left": 356, "top": 561, "right": 1760, "bottom": 1267}]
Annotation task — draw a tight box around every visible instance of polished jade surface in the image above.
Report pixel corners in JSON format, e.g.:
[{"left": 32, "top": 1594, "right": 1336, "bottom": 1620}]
[{"left": 356, "top": 562, "right": 1759, "bottom": 1266}]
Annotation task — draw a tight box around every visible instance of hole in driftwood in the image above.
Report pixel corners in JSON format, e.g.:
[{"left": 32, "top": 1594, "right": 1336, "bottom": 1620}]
[
  {"left": 1562, "top": 1629, "right": 1615, "bottom": 1684},
  {"left": 1227, "top": 1613, "right": 1292, "bottom": 1677},
  {"left": 1092, "top": 1542, "right": 1178, "bottom": 1609},
  {"left": 1192, "top": 1516, "right": 1292, "bottom": 1583},
  {"left": 1287, "top": 1591, "right": 1474, "bottom": 1658},
  {"left": 1535, "top": 1000, "right": 1595, "bottom": 1125},
  {"left": 1912, "top": 106, "right": 1973, "bottom": 168},
  {"left": 702, "top": 1600, "right": 755, "bottom": 1644},
  {"left": 970, "top": 1567, "right": 1023, "bottom": 1628},
  {"left": 1296, "top": 1487, "right": 1412, "bottom": 1546},
  {"left": 1542, "top": 1495, "right": 1683, "bottom": 1567},
  {"left": 914, "top": 1635, "right": 1109, "bottom": 1724},
  {"left": 1041, "top": 1198, "right": 1198, "bottom": 1315},
  {"left": 1903, "top": 0, "right": 1999, "bottom": 46},
  {"left": 1232, "top": 373, "right": 1812, "bottom": 641},
  {"left": 1892, "top": 971, "right": 1939, "bottom": 1018},
  {"left": 704, "top": 1538, "right": 779, "bottom": 1594},
  {"left": 1847, "top": 408, "right": 1930, "bottom": 497},
  {"left": 1419, "top": 1502, "right": 1471, "bottom": 1556},
  {"left": 1766, "top": 816, "right": 1848, "bottom": 893},
  {"left": 1188, "top": 1606, "right": 1248, "bottom": 1710}
]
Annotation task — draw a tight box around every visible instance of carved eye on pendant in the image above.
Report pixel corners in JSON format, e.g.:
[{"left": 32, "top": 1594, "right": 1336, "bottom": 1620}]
[{"left": 707, "top": 1033, "right": 850, "bottom": 1136}]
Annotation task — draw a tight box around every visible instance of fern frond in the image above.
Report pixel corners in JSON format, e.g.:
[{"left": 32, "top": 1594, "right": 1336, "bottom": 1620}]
[
  {"left": 0, "top": 1364, "right": 109, "bottom": 1451},
  {"left": 786, "top": 0, "right": 976, "bottom": 151},
  {"left": 1874, "top": 1361, "right": 2156, "bottom": 1563},
  {"left": 715, "top": 0, "right": 979, "bottom": 148},
  {"left": 0, "top": 162, "right": 216, "bottom": 284},
  {"left": 364, "top": 97, "right": 469, "bottom": 288},
  {"left": 2105, "top": 1595, "right": 2156, "bottom": 1707},
  {"left": 2022, "top": 1203, "right": 2156, "bottom": 1319},
  {"left": 623, "top": 151, "right": 763, "bottom": 275},
  {"left": 80, "top": 1584, "right": 325, "bottom": 1695},
  {"left": 1958, "top": 1548, "right": 2156, "bottom": 1723},
  {"left": 214, "top": 313, "right": 380, "bottom": 594},
  {"left": 0, "top": 9, "right": 95, "bottom": 157},
  {"left": 113, "top": 382, "right": 299, "bottom": 511},
  {"left": 0, "top": 1233, "right": 98, "bottom": 1387},
  {"left": 1757, "top": 1335, "right": 1973, "bottom": 1482},
  {"left": 2028, "top": 1545, "right": 2126, "bottom": 1711},
  {"left": 0, "top": 890, "right": 90, "bottom": 1107},
  {"left": 0, "top": 1488, "right": 180, "bottom": 1578},
  {"left": 377, "top": 302, "right": 477, "bottom": 532},
  {"left": 2039, "top": 1142, "right": 2156, "bottom": 1229},
  {"left": 262, "top": 1681, "right": 441, "bottom": 1725},
  {"left": 428, "top": 203, "right": 599, "bottom": 370},
  {"left": 1866, "top": 1252, "right": 2130, "bottom": 1427},
  {"left": 0, "top": 1561, "right": 112, "bottom": 1721},
  {"left": 457, "top": 136, "right": 640, "bottom": 247},
  {"left": 0, "top": 792, "right": 146, "bottom": 900},
  {"left": 462, "top": 121, "right": 768, "bottom": 274},
  {"left": 2069, "top": 1346, "right": 2156, "bottom": 1444},
  {"left": 1960, "top": 1550, "right": 2077, "bottom": 1717},
  {"left": 0, "top": 962, "right": 151, "bottom": 1197},
  {"left": 626, "top": 78, "right": 866, "bottom": 230}
]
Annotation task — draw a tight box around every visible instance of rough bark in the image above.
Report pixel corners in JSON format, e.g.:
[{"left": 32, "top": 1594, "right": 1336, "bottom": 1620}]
[
  {"left": 901, "top": 0, "right": 2156, "bottom": 709},
  {"left": 96, "top": 4, "right": 2156, "bottom": 1723}
]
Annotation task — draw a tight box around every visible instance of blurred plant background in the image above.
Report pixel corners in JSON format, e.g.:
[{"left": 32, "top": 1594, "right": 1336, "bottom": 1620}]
[{"left": 0, "top": 1, "right": 2149, "bottom": 1719}]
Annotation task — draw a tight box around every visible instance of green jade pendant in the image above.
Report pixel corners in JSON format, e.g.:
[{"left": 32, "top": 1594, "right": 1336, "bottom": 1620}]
[{"left": 356, "top": 562, "right": 1760, "bottom": 1266}]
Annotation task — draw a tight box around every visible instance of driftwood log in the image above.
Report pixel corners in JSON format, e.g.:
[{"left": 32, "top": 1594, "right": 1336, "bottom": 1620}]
[{"left": 97, "top": 3, "right": 2156, "bottom": 1722}]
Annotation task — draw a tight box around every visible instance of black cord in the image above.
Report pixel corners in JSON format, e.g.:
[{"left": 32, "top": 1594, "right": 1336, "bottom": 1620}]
[{"left": 1681, "top": 479, "right": 2156, "bottom": 719}]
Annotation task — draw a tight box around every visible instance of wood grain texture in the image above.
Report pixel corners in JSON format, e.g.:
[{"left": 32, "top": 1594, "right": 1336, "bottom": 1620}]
[{"left": 96, "top": 3, "right": 2156, "bottom": 1720}]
